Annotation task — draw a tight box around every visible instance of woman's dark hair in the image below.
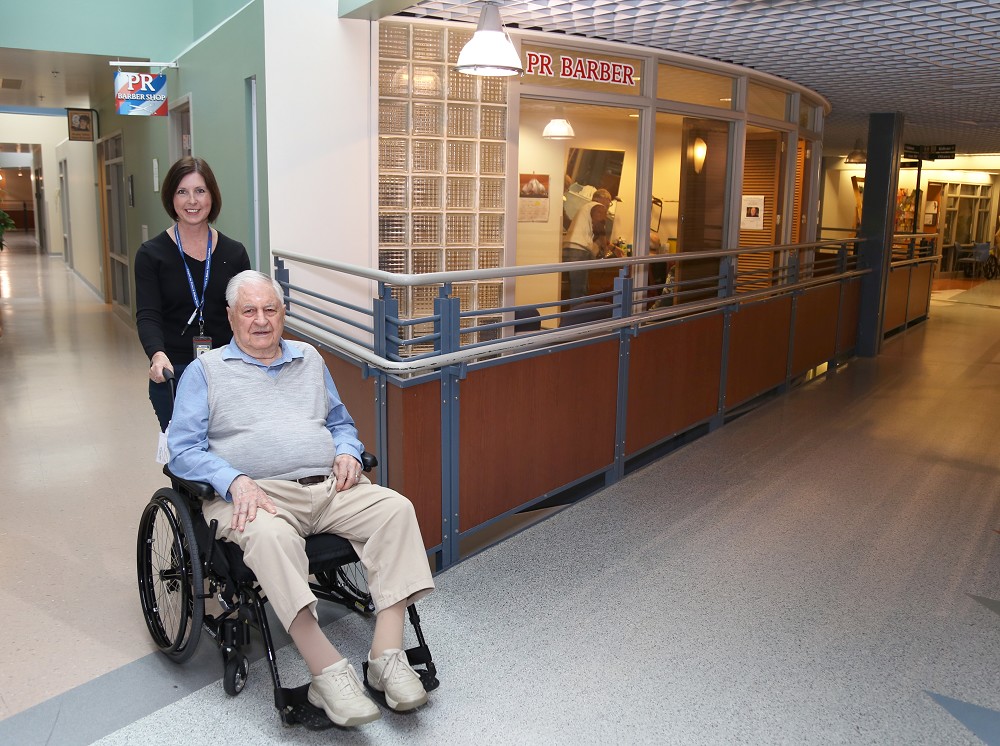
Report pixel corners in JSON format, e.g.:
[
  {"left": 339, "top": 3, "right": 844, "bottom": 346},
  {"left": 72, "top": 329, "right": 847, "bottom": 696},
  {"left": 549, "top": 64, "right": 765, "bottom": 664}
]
[{"left": 160, "top": 156, "right": 222, "bottom": 223}]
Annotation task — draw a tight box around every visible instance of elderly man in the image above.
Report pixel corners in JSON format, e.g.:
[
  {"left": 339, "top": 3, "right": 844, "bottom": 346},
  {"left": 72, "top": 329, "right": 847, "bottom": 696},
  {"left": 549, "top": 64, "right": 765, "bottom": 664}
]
[
  {"left": 561, "top": 188, "right": 613, "bottom": 300},
  {"left": 168, "top": 270, "right": 434, "bottom": 727}
]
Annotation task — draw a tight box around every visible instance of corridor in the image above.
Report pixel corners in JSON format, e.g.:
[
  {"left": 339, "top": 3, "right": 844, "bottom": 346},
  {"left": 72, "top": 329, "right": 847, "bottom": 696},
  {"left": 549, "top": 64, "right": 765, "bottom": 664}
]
[{"left": 1, "top": 233, "right": 999, "bottom": 745}]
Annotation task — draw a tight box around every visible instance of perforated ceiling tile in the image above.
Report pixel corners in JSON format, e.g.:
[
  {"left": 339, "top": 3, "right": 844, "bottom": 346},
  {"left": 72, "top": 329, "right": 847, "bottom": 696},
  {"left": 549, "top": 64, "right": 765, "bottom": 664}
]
[{"left": 399, "top": 0, "right": 1000, "bottom": 154}]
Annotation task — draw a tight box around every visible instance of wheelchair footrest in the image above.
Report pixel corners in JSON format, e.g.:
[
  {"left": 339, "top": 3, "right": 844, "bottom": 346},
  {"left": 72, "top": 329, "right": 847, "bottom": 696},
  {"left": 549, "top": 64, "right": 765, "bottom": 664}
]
[{"left": 278, "top": 684, "right": 335, "bottom": 731}]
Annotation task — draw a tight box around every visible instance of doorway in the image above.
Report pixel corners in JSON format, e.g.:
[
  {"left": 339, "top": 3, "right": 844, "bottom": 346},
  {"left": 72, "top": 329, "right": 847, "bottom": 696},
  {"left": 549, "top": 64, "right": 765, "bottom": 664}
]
[
  {"left": 59, "top": 159, "right": 73, "bottom": 266},
  {"left": 97, "top": 133, "right": 129, "bottom": 312}
]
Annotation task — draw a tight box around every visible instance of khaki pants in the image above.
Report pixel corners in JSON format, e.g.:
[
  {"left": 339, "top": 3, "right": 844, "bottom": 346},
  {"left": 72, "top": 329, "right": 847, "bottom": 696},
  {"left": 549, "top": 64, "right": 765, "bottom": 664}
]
[{"left": 201, "top": 476, "right": 434, "bottom": 631}]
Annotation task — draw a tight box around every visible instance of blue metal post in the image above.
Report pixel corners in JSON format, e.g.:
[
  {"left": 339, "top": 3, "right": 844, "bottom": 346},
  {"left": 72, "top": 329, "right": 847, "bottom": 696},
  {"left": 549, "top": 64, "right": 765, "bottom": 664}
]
[
  {"left": 434, "top": 289, "right": 462, "bottom": 568},
  {"left": 857, "top": 112, "right": 905, "bottom": 356}
]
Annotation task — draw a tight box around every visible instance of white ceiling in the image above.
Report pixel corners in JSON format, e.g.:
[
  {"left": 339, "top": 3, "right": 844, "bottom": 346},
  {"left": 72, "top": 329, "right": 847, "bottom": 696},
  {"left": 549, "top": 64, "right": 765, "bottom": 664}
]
[
  {"left": 397, "top": 0, "right": 1000, "bottom": 156},
  {"left": 3, "top": 1, "right": 1000, "bottom": 157}
]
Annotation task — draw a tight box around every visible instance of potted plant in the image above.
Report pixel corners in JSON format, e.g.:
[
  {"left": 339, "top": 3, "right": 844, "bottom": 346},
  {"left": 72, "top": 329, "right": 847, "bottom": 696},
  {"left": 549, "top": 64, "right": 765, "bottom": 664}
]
[{"left": 0, "top": 209, "right": 14, "bottom": 250}]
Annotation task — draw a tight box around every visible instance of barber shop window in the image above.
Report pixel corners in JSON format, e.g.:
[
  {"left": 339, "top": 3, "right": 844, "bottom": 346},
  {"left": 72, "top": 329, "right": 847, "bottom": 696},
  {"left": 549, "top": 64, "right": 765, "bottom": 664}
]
[
  {"left": 650, "top": 111, "right": 733, "bottom": 300},
  {"left": 515, "top": 100, "right": 640, "bottom": 309}
]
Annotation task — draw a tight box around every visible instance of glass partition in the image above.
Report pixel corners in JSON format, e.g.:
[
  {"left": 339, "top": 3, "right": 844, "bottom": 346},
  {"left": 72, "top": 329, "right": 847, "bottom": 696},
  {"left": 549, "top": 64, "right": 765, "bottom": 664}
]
[
  {"left": 657, "top": 64, "right": 735, "bottom": 110},
  {"left": 516, "top": 100, "right": 640, "bottom": 308},
  {"left": 748, "top": 81, "right": 790, "bottom": 121},
  {"left": 651, "top": 112, "right": 733, "bottom": 299}
]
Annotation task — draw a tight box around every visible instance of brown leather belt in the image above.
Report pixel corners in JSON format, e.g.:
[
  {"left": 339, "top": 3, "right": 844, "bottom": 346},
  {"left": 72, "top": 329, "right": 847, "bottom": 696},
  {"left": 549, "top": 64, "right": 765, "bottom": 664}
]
[{"left": 296, "top": 474, "right": 329, "bottom": 486}]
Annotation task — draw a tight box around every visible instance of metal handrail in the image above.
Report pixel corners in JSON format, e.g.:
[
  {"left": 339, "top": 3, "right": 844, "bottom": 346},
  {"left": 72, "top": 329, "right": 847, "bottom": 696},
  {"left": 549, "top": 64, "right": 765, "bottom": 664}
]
[
  {"left": 281, "top": 265, "right": 871, "bottom": 378},
  {"left": 274, "top": 238, "right": 859, "bottom": 288}
]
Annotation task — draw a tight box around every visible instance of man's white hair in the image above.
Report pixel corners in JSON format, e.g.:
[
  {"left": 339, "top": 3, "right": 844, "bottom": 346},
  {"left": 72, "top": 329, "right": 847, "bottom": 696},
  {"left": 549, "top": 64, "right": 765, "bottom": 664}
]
[{"left": 225, "top": 270, "right": 284, "bottom": 307}]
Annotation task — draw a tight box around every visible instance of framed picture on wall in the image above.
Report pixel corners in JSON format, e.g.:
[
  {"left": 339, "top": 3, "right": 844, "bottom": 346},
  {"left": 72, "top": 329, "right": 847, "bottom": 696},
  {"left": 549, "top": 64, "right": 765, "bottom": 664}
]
[{"left": 67, "top": 108, "right": 95, "bottom": 142}]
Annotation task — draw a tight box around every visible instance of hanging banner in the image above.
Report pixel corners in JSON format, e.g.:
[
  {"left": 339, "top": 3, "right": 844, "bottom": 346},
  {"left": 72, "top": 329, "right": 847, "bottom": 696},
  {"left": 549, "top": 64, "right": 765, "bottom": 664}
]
[{"left": 114, "top": 72, "right": 168, "bottom": 116}]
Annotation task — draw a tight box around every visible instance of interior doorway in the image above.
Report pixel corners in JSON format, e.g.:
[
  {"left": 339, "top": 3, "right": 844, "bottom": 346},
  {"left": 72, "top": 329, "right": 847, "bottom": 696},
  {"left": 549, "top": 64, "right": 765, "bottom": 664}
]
[
  {"left": 59, "top": 159, "right": 73, "bottom": 267},
  {"left": 97, "top": 133, "right": 129, "bottom": 313}
]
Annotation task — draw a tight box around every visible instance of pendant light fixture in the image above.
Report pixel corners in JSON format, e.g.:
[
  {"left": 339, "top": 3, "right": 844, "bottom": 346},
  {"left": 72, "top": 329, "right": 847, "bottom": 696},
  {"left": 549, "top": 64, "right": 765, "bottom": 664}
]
[
  {"left": 845, "top": 138, "right": 867, "bottom": 164},
  {"left": 542, "top": 114, "right": 575, "bottom": 140},
  {"left": 455, "top": 1, "right": 524, "bottom": 77}
]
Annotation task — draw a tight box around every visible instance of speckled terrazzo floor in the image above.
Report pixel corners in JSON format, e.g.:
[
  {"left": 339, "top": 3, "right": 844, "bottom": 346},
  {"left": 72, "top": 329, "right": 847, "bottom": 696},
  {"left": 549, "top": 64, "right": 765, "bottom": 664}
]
[{"left": 3, "top": 237, "right": 1000, "bottom": 745}]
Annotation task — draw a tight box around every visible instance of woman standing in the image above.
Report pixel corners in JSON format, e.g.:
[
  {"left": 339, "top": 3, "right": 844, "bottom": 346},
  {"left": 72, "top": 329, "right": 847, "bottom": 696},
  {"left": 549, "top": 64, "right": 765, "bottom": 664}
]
[{"left": 135, "top": 157, "right": 251, "bottom": 431}]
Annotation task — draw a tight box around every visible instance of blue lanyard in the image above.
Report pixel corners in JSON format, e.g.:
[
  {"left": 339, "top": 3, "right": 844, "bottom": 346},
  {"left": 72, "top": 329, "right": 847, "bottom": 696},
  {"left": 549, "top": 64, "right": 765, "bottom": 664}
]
[{"left": 174, "top": 224, "right": 213, "bottom": 335}]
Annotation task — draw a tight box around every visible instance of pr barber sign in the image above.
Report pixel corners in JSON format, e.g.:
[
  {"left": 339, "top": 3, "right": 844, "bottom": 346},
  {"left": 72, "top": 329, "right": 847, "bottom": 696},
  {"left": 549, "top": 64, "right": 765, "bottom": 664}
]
[{"left": 114, "top": 72, "right": 168, "bottom": 116}]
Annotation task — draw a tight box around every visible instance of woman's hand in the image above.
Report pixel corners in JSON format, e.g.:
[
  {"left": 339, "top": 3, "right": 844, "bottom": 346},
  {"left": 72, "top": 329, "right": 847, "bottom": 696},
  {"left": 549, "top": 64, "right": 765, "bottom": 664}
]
[{"left": 149, "top": 351, "right": 174, "bottom": 383}]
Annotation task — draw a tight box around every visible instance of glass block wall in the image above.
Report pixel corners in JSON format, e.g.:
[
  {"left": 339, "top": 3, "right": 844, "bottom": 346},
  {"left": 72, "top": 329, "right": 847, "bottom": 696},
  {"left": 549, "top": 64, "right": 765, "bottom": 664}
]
[{"left": 378, "top": 22, "right": 507, "bottom": 352}]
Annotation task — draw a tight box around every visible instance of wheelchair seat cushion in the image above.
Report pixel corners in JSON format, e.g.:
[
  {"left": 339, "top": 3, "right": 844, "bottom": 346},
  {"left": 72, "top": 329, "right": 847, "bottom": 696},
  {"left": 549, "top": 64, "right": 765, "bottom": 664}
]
[{"left": 219, "top": 533, "right": 360, "bottom": 584}]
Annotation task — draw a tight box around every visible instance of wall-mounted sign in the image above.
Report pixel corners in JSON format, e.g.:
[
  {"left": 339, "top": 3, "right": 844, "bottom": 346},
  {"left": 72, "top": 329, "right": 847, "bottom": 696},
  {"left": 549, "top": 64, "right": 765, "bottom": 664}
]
[
  {"left": 114, "top": 72, "right": 168, "bottom": 116},
  {"left": 522, "top": 44, "right": 642, "bottom": 96},
  {"left": 66, "top": 108, "right": 95, "bottom": 141}
]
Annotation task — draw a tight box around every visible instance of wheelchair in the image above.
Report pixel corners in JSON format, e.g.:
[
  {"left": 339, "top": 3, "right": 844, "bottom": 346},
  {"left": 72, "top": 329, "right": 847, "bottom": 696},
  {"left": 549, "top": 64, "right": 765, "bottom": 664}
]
[{"left": 135, "top": 390, "right": 438, "bottom": 729}]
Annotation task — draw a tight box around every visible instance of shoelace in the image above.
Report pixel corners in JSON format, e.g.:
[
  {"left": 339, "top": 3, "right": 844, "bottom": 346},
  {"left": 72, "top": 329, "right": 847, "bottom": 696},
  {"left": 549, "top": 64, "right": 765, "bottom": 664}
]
[
  {"left": 334, "top": 665, "right": 365, "bottom": 696},
  {"left": 379, "top": 650, "right": 413, "bottom": 686}
]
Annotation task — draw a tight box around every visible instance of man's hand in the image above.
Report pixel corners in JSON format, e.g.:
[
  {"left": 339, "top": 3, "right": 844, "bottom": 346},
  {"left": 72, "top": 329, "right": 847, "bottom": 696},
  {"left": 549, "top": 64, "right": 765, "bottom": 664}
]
[
  {"left": 332, "top": 454, "right": 362, "bottom": 493},
  {"left": 229, "top": 475, "right": 278, "bottom": 531},
  {"left": 149, "top": 351, "right": 174, "bottom": 383}
]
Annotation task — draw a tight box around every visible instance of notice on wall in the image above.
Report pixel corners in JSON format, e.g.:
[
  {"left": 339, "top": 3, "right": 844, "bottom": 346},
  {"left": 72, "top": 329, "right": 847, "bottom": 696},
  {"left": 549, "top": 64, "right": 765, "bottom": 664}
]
[
  {"left": 115, "top": 71, "right": 168, "bottom": 116},
  {"left": 518, "top": 173, "right": 550, "bottom": 223},
  {"left": 740, "top": 195, "right": 765, "bottom": 230}
]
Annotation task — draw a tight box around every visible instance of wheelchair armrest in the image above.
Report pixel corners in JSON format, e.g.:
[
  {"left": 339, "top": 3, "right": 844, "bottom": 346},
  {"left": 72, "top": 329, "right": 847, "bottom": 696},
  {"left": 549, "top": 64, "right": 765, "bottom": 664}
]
[
  {"left": 361, "top": 451, "right": 378, "bottom": 472},
  {"left": 162, "top": 465, "right": 217, "bottom": 501}
]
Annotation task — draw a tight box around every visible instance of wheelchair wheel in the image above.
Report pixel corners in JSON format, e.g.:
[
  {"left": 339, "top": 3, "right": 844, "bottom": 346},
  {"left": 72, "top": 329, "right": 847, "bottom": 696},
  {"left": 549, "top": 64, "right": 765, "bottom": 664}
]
[
  {"left": 137, "top": 488, "right": 205, "bottom": 663},
  {"left": 985, "top": 254, "right": 999, "bottom": 280},
  {"left": 316, "top": 561, "right": 374, "bottom": 614},
  {"left": 224, "top": 654, "right": 250, "bottom": 696}
]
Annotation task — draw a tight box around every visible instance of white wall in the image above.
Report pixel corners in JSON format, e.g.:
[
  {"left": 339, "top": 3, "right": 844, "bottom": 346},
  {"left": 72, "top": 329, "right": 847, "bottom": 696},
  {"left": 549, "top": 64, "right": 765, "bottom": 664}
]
[
  {"left": 54, "top": 139, "right": 102, "bottom": 293},
  {"left": 821, "top": 155, "right": 1000, "bottom": 236},
  {"left": 262, "top": 1, "right": 375, "bottom": 333},
  {"left": 515, "top": 107, "right": 569, "bottom": 305},
  {"left": 0, "top": 113, "right": 72, "bottom": 259}
]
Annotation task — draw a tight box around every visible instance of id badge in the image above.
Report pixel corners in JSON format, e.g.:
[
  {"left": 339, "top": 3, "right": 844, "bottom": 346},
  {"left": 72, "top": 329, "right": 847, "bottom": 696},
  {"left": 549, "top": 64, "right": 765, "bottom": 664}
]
[
  {"left": 193, "top": 335, "right": 212, "bottom": 357},
  {"left": 156, "top": 426, "right": 170, "bottom": 465}
]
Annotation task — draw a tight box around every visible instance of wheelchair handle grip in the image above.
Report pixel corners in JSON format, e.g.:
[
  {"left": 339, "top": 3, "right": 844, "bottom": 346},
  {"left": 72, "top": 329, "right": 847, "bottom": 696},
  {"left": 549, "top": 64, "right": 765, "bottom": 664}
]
[{"left": 162, "top": 367, "right": 176, "bottom": 400}]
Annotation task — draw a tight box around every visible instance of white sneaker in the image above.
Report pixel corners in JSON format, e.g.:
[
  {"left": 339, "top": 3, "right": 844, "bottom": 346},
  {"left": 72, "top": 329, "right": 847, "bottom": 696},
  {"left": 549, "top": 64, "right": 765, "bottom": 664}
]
[
  {"left": 307, "top": 659, "right": 381, "bottom": 727},
  {"left": 366, "top": 648, "right": 428, "bottom": 711}
]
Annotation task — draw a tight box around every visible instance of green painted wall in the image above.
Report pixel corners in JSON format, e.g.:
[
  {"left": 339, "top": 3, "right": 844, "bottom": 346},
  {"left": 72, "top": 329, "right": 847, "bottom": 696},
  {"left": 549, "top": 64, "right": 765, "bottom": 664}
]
[
  {"left": 3, "top": 0, "right": 253, "bottom": 60},
  {"left": 83, "top": 1, "right": 267, "bottom": 324},
  {"left": 2, "top": 1, "right": 193, "bottom": 60},
  {"left": 175, "top": 0, "right": 268, "bottom": 270}
]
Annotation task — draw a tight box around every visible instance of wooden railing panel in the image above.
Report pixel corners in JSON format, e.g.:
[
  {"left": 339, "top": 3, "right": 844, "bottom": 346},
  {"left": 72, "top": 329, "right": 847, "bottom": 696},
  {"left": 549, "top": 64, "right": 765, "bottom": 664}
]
[
  {"left": 387, "top": 380, "right": 443, "bottom": 548},
  {"left": 458, "top": 340, "right": 619, "bottom": 532},
  {"left": 625, "top": 313, "right": 723, "bottom": 456},
  {"left": 725, "top": 296, "right": 792, "bottom": 407},
  {"left": 907, "top": 263, "right": 933, "bottom": 322},
  {"left": 838, "top": 279, "right": 861, "bottom": 354},
  {"left": 884, "top": 267, "right": 910, "bottom": 333},
  {"left": 791, "top": 284, "right": 840, "bottom": 375}
]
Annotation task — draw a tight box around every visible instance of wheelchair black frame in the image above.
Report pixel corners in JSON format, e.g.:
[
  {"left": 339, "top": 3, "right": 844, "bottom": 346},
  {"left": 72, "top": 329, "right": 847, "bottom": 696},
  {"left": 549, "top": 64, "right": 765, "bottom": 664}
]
[{"left": 137, "top": 461, "right": 438, "bottom": 730}]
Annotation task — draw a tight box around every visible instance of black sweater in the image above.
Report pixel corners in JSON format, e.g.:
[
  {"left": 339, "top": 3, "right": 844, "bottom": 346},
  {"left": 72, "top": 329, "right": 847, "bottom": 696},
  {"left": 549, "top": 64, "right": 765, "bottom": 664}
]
[{"left": 134, "top": 229, "right": 251, "bottom": 365}]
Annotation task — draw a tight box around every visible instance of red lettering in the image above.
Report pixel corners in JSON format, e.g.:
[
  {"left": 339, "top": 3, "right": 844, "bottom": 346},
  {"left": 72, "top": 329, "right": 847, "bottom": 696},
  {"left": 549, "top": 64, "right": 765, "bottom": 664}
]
[
  {"left": 526, "top": 52, "right": 555, "bottom": 77},
  {"left": 561, "top": 55, "right": 574, "bottom": 78},
  {"left": 587, "top": 59, "right": 598, "bottom": 80},
  {"left": 611, "top": 64, "right": 623, "bottom": 84},
  {"left": 599, "top": 61, "right": 611, "bottom": 82},
  {"left": 622, "top": 65, "right": 635, "bottom": 87}
]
